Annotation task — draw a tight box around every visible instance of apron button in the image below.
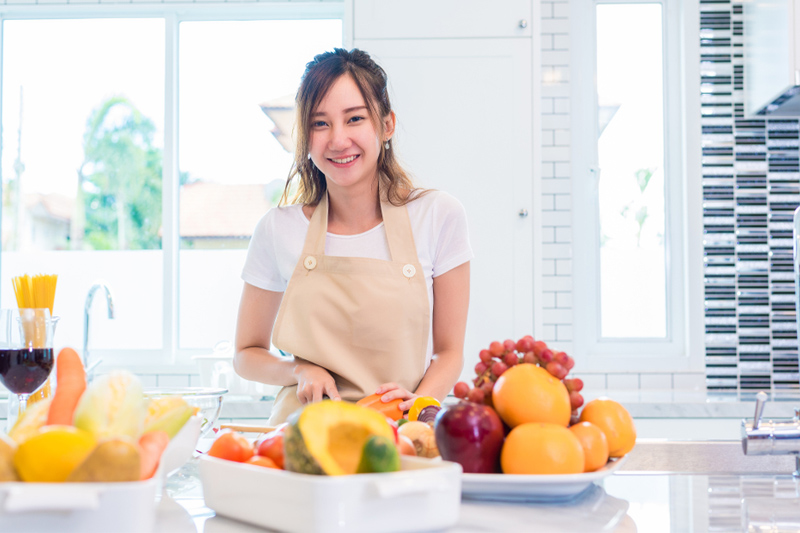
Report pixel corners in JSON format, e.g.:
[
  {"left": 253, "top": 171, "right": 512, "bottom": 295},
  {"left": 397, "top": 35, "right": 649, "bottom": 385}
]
[
  {"left": 403, "top": 264, "right": 416, "bottom": 278},
  {"left": 304, "top": 256, "right": 317, "bottom": 270}
]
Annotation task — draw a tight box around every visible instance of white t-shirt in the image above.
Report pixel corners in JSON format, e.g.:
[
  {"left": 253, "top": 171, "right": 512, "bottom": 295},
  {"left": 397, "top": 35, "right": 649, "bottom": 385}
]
[{"left": 241, "top": 189, "right": 474, "bottom": 365}]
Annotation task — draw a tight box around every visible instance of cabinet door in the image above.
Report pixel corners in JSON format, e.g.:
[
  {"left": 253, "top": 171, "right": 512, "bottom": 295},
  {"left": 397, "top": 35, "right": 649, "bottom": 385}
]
[
  {"left": 354, "top": 38, "right": 534, "bottom": 380},
  {"left": 353, "top": 0, "right": 532, "bottom": 39}
]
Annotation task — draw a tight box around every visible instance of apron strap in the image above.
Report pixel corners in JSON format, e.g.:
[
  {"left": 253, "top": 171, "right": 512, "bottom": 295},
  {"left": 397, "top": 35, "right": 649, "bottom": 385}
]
[{"left": 302, "top": 182, "right": 420, "bottom": 264}]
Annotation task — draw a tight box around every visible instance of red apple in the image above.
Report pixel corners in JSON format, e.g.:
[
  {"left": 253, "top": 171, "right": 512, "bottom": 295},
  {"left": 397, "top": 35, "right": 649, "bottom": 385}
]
[{"left": 434, "top": 401, "right": 504, "bottom": 473}]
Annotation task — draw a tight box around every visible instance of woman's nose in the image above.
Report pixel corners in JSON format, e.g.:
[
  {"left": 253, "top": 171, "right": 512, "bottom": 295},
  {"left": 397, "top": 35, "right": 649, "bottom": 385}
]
[{"left": 328, "top": 124, "right": 350, "bottom": 150}]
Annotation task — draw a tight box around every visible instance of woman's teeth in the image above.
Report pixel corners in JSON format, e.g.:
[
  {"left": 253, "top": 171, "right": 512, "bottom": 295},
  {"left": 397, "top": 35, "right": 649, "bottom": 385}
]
[{"left": 331, "top": 155, "right": 358, "bottom": 164}]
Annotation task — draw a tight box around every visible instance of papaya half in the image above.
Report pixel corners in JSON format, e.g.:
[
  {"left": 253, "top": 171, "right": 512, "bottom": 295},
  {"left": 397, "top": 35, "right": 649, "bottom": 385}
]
[{"left": 284, "top": 400, "right": 396, "bottom": 476}]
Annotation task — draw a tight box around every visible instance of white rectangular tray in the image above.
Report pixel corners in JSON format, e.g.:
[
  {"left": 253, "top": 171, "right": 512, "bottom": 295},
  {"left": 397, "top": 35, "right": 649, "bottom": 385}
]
[
  {"left": 0, "top": 477, "right": 160, "bottom": 533},
  {"left": 200, "top": 455, "right": 462, "bottom": 533},
  {"left": 461, "top": 455, "right": 628, "bottom": 502}
]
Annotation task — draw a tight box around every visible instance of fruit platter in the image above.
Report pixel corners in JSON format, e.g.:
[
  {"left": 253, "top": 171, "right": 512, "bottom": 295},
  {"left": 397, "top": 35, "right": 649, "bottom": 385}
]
[
  {"left": 199, "top": 334, "right": 637, "bottom": 529},
  {"left": 0, "top": 348, "right": 202, "bottom": 533}
]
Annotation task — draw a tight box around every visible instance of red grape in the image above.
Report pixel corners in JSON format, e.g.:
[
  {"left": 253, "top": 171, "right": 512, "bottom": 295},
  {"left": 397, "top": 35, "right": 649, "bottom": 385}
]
[
  {"left": 570, "top": 377, "right": 584, "bottom": 392},
  {"left": 564, "top": 355, "right": 575, "bottom": 370},
  {"left": 504, "top": 352, "right": 519, "bottom": 367},
  {"left": 491, "top": 361, "right": 508, "bottom": 377},
  {"left": 539, "top": 349, "right": 554, "bottom": 364},
  {"left": 489, "top": 341, "right": 505, "bottom": 357},
  {"left": 503, "top": 339, "right": 517, "bottom": 352},
  {"left": 479, "top": 349, "right": 493, "bottom": 363},
  {"left": 522, "top": 351, "right": 537, "bottom": 364},
  {"left": 453, "top": 381, "right": 470, "bottom": 399},
  {"left": 516, "top": 336, "right": 535, "bottom": 353},
  {"left": 467, "top": 387, "right": 485, "bottom": 404},
  {"left": 569, "top": 391, "right": 584, "bottom": 409},
  {"left": 475, "top": 361, "right": 488, "bottom": 375},
  {"left": 545, "top": 361, "right": 567, "bottom": 380},
  {"left": 532, "top": 340, "right": 548, "bottom": 357},
  {"left": 554, "top": 351, "right": 568, "bottom": 365},
  {"left": 480, "top": 381, "right": 494, "bottom": 395}
]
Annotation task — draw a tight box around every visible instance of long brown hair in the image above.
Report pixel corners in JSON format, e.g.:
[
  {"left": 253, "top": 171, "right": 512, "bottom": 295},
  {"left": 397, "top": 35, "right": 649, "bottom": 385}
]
[{"left": 280, "top": 48, "right": 421, "bottom": 207}]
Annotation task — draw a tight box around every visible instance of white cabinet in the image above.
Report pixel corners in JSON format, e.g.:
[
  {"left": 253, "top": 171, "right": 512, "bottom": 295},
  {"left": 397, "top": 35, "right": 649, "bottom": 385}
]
[
  {"left": 351, "top": 3, "right": 538, "bottom": 382},
  {"left": 353, "top": 0, "right": 532, "bottom": 39},
  {"left": 744, "top": 0, "right": 800, "bottom": 116}
]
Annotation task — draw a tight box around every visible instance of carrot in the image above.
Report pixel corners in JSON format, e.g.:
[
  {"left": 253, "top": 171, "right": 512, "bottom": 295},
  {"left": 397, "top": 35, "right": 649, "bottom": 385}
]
[
  {"left": 139, "top": 431, "right": 170, "bottom": 480},
  {"left": 46, "top": 347, "right": 87, "bottom": 426}
]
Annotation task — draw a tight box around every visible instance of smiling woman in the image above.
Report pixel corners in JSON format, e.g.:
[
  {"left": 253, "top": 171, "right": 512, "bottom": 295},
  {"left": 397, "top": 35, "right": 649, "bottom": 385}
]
[{"left": 0, "top": 8, "right": 343, "bottom": 368}]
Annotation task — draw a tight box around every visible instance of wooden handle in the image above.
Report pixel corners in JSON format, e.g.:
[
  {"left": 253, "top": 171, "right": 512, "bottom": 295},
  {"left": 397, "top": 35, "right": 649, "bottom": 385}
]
[{"left": 219, "top": 423, "right": 278, "bottom": 433}]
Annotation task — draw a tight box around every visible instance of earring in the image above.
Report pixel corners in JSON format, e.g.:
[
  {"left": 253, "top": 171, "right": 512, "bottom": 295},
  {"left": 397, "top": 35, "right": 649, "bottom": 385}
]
[
  {"left": 384, "top": 141, "right": 390, "bottom": 150},
  {"left": 307, "top": 153, "right": 311, "bottom": 160}
]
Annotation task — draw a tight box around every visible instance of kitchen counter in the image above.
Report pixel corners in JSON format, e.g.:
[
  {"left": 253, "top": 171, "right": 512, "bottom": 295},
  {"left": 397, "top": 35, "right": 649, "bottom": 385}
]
[{"left": 151, "top": 439, "right": 800, "bottom": 533}]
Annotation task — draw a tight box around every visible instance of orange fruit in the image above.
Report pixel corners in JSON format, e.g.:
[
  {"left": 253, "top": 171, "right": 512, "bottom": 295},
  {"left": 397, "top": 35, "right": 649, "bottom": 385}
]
[
  {"left": 501, "top": 423, "right": 584, "bottom": 475},
  {"left": 579, "top": 398, "right": 636, "bottom": 457},
  {"left": 569, "top": 421, "right": 609, "bottom": 472},
  {"left": 492, "top": 364, "right": 571, "bottom": 428}
]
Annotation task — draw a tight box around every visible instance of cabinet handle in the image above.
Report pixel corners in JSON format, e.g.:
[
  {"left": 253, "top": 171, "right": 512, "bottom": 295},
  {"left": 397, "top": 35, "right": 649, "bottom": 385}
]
[
  {"left": 519, "top": 208, "right": 529, "bottom": 218},
  {"left": 519, "top": 19, "right": 528, "bottom": 29}
]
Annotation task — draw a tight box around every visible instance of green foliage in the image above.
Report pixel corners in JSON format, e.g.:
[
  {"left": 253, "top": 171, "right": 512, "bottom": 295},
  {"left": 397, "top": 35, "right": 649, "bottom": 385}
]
[{"left": 78, "top": 96, "right": 162, "bottom": 250}]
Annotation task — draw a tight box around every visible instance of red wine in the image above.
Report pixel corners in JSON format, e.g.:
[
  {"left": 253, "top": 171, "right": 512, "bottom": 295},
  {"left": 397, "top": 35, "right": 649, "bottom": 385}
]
[{"left": 0, "top": 348, "right": 54, "bottom": 394}]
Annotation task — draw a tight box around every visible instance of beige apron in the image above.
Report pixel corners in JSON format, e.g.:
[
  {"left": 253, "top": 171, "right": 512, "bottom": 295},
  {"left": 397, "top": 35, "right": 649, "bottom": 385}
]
[{"left": 268, "top": 188, "right": 430, "bottom": 424}]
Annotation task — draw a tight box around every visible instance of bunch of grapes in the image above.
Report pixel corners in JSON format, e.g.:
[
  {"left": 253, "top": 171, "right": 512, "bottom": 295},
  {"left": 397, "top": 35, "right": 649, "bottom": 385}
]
[{"left": 453, "top": 335, "right": 585, "bottom": 417}]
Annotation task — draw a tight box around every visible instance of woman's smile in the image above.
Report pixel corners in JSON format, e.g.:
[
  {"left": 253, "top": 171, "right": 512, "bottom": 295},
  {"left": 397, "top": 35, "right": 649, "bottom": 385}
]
[{"left": 329, "top": 154, "right": 360, "bottom": 166}]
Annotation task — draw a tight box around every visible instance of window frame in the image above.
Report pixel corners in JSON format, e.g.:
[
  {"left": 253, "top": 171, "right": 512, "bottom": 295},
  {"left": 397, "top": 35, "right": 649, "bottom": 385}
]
[
  {"left": 0, "top": 2, "right": 345, "bottom": 371},
  {"left": 570, "top": 0, "right": 704, "bottom": 373}
]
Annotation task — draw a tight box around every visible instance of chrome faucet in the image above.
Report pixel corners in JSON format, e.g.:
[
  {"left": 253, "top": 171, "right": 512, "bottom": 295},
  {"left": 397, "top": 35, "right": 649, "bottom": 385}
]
[
  {"left": 741, "top": 391, "right": 800, "bottom": 476},
  {"left": 83, "top": 281, "right": 115, "bottom": 379}
]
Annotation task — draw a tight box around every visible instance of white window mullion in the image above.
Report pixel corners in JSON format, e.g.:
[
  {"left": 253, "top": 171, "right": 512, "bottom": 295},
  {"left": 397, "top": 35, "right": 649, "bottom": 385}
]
[{"left": 163, "top": 13, "right": 179, "bottom": 363}]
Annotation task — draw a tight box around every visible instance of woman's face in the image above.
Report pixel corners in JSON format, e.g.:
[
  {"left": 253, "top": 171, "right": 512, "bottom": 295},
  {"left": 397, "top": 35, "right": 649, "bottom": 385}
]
[{"left": 308, "top": 74, "right": 392, "bottom": 194}]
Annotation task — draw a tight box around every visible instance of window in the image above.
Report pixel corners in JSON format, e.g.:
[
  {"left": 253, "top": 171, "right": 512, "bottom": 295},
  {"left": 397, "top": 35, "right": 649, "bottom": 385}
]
[
  {"left": 0, "top": 6, "right": 343, "bottom": 368},
  {"left": 571, "top": 0, "right": 695, "bottom": 370}
]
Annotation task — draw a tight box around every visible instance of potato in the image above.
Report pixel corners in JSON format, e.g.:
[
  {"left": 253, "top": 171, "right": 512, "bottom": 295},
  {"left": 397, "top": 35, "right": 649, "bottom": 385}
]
[
  {"left": 67, "top": 438, "right": 141, "bottom": 482},
  {"left": 0, "top": 432, "right": 20, "bottom": 482}
]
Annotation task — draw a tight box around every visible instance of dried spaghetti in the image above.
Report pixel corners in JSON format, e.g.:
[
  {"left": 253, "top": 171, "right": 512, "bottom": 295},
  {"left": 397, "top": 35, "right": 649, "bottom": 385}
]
[{"left": 12, "top": 274, "right": 58, "bottom": 315}]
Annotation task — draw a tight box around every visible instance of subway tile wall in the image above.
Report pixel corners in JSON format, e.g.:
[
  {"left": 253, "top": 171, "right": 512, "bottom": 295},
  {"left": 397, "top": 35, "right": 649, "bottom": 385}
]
[{"left": 700, "top": 1, "right": 800, "bottom": 392}]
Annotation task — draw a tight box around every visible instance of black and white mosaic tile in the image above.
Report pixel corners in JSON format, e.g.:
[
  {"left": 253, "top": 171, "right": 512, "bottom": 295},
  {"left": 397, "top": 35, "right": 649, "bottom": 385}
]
[{"left": 701, "top": 1, "right": 800, "bottom": 391}]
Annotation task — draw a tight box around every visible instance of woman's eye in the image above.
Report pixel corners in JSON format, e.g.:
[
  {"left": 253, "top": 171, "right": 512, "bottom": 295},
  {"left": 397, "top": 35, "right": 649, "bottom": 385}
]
[
  {"left": 349, "top": 116, "right": 365, "bottom": 124},
  {"left": 312, "top": 121, "right": 328, "bottom": 128}
]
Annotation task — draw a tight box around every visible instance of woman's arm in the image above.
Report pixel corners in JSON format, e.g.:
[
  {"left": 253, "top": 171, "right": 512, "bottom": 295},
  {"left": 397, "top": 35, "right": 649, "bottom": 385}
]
[
  {"left": 233, "top": 282, "right": 340, "bottom": 402},
  {"left": 377, "top": 261, "right": 470, "bottom": 411}
]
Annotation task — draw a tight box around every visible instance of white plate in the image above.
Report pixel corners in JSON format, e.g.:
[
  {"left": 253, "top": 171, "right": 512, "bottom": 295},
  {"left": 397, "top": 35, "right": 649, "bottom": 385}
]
[{"left": 461, "top": 455, "right": 628, "bottom": 502}]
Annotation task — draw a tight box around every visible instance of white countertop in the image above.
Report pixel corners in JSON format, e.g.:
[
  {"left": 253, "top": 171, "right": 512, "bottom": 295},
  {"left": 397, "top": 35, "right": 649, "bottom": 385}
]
[{"left": 156, "top": 451, "right": 800, "bottom": 533}]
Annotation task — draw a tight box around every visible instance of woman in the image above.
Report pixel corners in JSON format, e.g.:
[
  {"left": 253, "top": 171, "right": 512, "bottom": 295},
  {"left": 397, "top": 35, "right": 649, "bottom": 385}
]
[{"left": 234, "top": 48, "right": 472, "bottom": 425}]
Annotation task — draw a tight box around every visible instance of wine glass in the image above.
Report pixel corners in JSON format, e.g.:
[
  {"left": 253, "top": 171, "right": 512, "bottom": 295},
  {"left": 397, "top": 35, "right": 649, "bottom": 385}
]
[{"left": 0, "top": 308, "right": 55, "bottom": 431}]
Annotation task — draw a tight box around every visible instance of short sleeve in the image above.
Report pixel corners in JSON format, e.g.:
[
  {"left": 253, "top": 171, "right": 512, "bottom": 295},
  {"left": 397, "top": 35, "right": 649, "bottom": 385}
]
[
  {"left": 241, "top": 209, "right": 288, "bottom": 292},
  {"left": 431, "top": 193, "right": 474, "bottom": 277}
]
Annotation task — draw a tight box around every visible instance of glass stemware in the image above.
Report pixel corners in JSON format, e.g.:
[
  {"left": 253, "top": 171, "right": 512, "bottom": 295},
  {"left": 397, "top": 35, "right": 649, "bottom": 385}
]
[{"left": 0, "top": 308, "right": 56, "bottom": 431}]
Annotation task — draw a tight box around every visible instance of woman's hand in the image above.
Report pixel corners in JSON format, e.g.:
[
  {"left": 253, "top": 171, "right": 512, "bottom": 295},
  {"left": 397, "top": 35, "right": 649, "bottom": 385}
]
[
  {"left": 375, "top": 383, "right": 419, "bottom": 412},
  {"left": 294, "top": 361, "right": 341, "bottom": 404}
]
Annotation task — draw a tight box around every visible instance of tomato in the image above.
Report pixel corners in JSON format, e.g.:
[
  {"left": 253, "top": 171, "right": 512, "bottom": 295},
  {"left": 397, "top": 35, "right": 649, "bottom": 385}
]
[
  {"left": 255, "top": 431, "right": 285, "bottom": 469},
  {"left": 245, "top": 455, "right": 279, "bottom": 469},
  {"left": 208, "top": 430, "right": 254, "bottom": 462}
]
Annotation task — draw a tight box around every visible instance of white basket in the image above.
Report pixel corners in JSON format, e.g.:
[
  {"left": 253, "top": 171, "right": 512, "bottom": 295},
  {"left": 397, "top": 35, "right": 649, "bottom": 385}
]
[{"left": 200, "top": 455, "right": 462, "bottom": 533}]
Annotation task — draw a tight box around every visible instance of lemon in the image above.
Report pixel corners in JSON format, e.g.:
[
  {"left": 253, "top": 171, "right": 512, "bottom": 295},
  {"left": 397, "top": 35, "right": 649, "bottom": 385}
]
[{"left": 14, "top": 425, "right": 96, "bottom": 482}]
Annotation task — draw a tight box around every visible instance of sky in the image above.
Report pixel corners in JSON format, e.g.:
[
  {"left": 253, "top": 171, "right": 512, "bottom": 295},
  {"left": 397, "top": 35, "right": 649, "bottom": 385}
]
[{"left": 1, "top": 18, "right": 343, "bottom": 198}]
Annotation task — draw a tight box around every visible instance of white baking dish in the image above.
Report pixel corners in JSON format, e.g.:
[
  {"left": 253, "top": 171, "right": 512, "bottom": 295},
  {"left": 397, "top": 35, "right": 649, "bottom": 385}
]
[
  {"left": 200, "top": 455, "right": 462, "bottom": 532},
  {"left": 0, "top": 415, "right": 201, "bottom": 532},
  {"left": 0, "top": 477, "right": 160, "bottom": 533}
]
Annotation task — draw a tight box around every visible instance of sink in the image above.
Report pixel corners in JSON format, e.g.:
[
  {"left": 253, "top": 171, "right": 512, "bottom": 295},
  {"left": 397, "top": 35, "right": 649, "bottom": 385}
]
[{"left": 620, "top": 440, "right": 797, "bottom": 475}]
